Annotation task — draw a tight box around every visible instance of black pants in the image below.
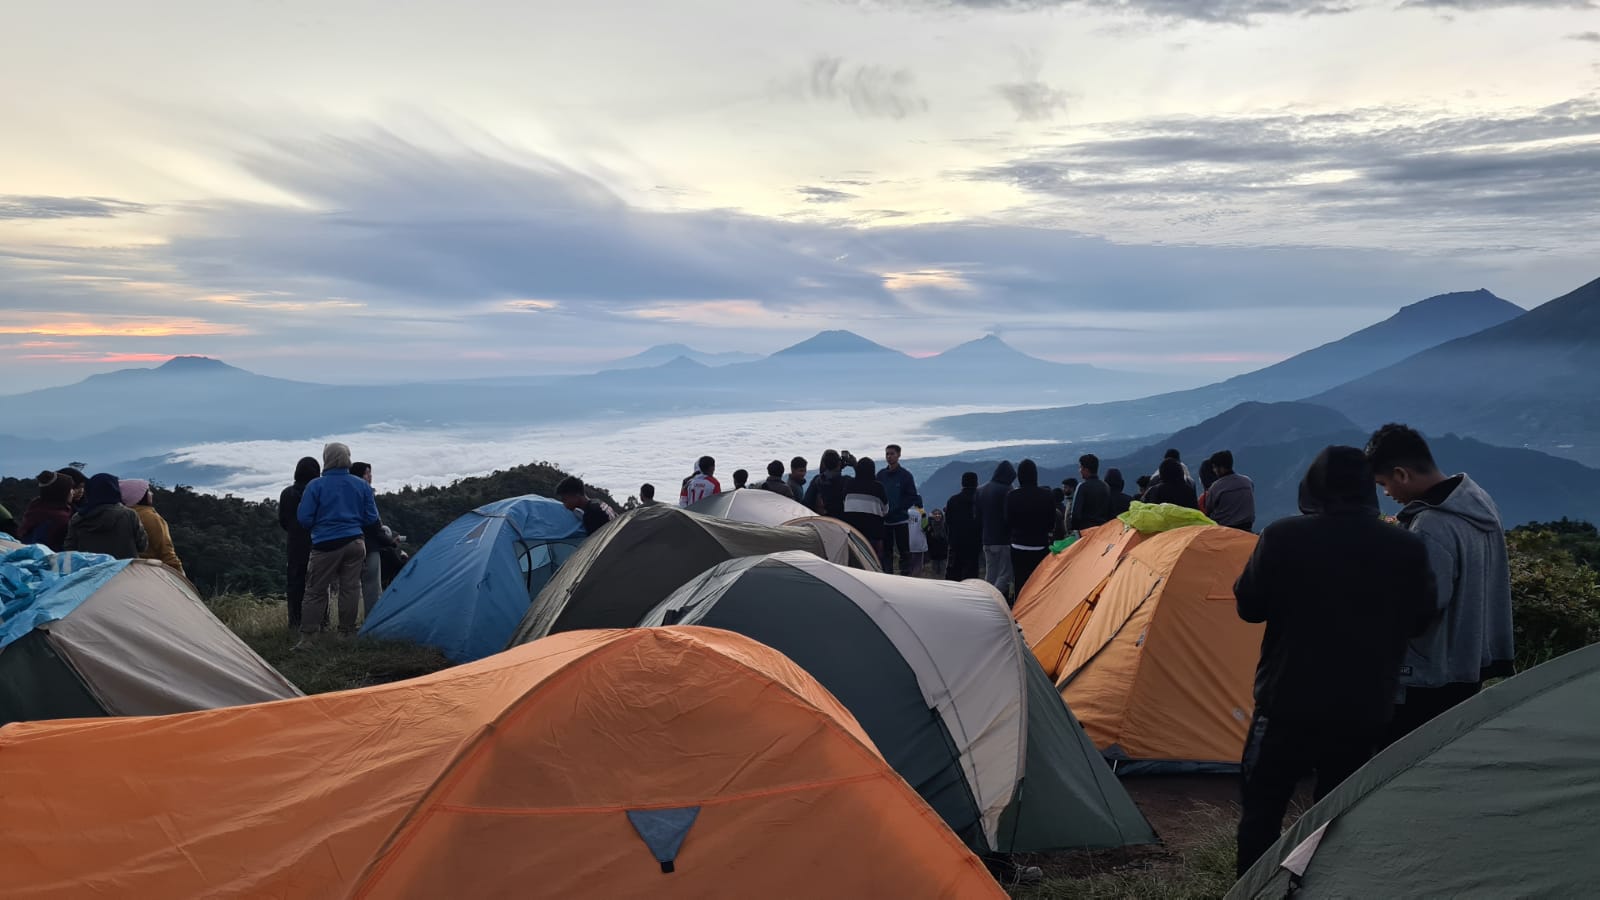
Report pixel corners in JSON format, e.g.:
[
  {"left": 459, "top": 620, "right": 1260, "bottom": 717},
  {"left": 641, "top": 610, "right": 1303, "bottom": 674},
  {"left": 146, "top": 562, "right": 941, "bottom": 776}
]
[
  {"left": 1011, "top": 547, "right": 1049, "bottom": 596},
  {"left": 1236, "top": 714, "right": 1380, "bottom": 878},
  {"left": 881, "top": 523, "right": 912, "bottom": 574},
  {"left": 286, "top": 537, "right": 311, "bottom": 631},
  {"left": 947, "top": 544, "right": 981, "bottom": 581},
  {"left": 1383, "top": 682, "right": 1481, "bottom": 748}
]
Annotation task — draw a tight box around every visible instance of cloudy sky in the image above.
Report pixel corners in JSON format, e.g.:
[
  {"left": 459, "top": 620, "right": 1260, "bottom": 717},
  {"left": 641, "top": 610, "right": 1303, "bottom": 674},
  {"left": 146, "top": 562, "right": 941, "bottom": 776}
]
[{"left": 2, "top": 0, "right": 1597, "bottom": 391}]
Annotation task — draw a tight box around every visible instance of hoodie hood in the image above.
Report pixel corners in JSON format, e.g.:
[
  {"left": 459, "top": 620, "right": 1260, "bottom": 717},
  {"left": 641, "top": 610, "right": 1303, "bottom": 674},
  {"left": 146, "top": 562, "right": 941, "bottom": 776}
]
[
  {"left": 81, "top": 473, "right": 124, "bottom": 513},
  {"left": 1105, "top": 468, "right": 1125, "bottom": 493},
  {"left": 294, "top": 456, "right": 321, "bottom": 486},
  {"left": 1299, "top": 446, "right": 1379, "bottom": 516},
  {"left": 1157, "top": 458, "right": 1186, "bottom": 487},
  {"left": 1401, "top": 474, "right": 1502, "bottom": 533},
  {"left": 853, "top": 458, "right": 877, "bottom": 482},
  {"left": 990, "top": 461, "right": 1016, "bottom": 486},
  {"left": 323, "top": 442, "right": 353, "bottom": 471},
  {"left": 1016, "top": 459, "right": 1039, "bottom": 488},
  {"left": 119, "top": 478, "right": 151, "bottom": 508}
]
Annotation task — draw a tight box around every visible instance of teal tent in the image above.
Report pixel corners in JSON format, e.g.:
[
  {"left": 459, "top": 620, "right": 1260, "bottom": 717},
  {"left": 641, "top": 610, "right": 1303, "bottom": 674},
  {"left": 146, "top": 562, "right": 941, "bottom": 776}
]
[{"left": 1231, "top": 643, "right": 1600, "bottom": 899}]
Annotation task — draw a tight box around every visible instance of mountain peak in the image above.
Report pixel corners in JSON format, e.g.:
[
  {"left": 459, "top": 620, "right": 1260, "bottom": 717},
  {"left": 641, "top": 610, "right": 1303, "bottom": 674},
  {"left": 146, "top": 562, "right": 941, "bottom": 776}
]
[
  {"left": 155, "top": 356, "right": 240, "bottom": 373},
  {"left": 939, "top": 334, "right": 1028, "bottom": 358},
  {"left": 656, "top": 355, "right": 708, "bottom": 370},
  {"left": 774, "top": 330, "right": 900, "bottom": 356}
]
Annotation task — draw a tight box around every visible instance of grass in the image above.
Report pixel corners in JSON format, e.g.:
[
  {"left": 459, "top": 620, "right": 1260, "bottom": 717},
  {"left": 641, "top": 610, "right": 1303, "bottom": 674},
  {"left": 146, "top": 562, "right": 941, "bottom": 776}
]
[
  {"left": 1011, "top": 805, "right": 1239, "bottom": 900},
  {"left": 208, "top": 593, "right": 451, "bottom": 695}
]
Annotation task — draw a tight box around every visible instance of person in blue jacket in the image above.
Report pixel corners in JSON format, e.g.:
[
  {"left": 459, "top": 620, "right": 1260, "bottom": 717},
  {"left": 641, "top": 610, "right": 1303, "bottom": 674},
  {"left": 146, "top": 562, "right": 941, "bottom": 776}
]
[
  {"left": 296, "top": 442, "right": 379, "bottom": 646},
  {"left": 877, "top": 443, "right": 919, "bottom": 575}
]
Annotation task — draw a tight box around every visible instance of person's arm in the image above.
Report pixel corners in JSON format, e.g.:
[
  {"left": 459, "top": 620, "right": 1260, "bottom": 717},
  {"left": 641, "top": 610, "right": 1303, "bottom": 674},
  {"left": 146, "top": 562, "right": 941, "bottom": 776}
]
[
  {"left": 362, "top": 486, "right": 381, "bottom": 528},
  {"left": 64, "top": 522, "right": 78, "bottom": 552},
  {"left": 1067, "top": 487, "right": 1086, "bottom": 532},
  {"left": 132, "top": 513, "right": 149, "bottom": 554},
  {"left": 156, "top": 517, "right": 184, "bottom": 573},
  {"left": 1234, "top": 531, "right": 1276, "bottom": 623},
  {"left": 1415, "top": 525, "right": 1458, "bottom": 616},
  {"left": 278, "top": 489, "right": 295, "bottom": 532},
  {"left": 297, "top": 482, "right": 318, "bottom": 531},
  {"left": 1406, "top": 541, "right": 1440, "bottom": 637}
]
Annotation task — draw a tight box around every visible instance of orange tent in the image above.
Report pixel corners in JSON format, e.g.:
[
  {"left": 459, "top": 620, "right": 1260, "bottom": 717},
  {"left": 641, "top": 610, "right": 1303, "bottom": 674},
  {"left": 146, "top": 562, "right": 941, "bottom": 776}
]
[
  {"left": 1016, "top": 524, "right": 1262, "bottom": 769},
  {"left": 0, "top": 628, "right": 1002, "bottom": 899}
]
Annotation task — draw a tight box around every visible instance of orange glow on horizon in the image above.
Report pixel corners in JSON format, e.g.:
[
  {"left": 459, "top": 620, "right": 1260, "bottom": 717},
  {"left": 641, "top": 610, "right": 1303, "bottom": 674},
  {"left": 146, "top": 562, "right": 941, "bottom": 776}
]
[
  {"left": 18, "top": 352, "right": 176, "bottom": 364},
  {"left": 0, "top": 316, "right": 248, "bottom": 338}
]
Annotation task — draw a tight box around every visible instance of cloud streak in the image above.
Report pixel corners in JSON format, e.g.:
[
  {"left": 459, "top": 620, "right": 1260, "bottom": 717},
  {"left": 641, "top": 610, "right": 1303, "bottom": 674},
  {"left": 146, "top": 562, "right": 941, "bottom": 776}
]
[
  {"left": 778, "top": 57, "right": 930, "bottom": 119},
  {"left": 885, "top": 0, "right": 1593, "bottom": 23},
  {"left": 0, "top": 195, "right": 150, "bottom": 220}
]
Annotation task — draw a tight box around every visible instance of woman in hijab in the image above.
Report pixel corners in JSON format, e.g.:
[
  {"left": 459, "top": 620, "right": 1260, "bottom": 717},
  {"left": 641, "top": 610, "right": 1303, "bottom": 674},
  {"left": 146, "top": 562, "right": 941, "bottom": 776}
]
[
  {"left": 63, "top": 473, "right": 148, "bottom": 559},
  {"left": 120, "top": 478, "right": 184, "bottom": 575}
]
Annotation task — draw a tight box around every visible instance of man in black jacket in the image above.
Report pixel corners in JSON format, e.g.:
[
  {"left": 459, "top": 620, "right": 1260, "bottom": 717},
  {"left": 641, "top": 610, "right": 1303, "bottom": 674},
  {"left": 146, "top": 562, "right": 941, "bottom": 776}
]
[
  {"left": 976, "top": 461, "right": 1016, "bottom": 595},
  {"left": 944, "top": 471, "right": 982, "bottom": 581},
  {"left": 1004, "top": 459, "right": 1056, "bottom": 600},
  {"left": 1105, "top": 468, "right": 1133, "bottom": 518},
  {"left": 278, "top": 456, "right": 321, "bottom": 633},
  {"left": 1232, "top": 445, "right": 1437, "bottom": 877},
  {"left": 1068, "top": 453, "right": 1113, "bottom": 532}
]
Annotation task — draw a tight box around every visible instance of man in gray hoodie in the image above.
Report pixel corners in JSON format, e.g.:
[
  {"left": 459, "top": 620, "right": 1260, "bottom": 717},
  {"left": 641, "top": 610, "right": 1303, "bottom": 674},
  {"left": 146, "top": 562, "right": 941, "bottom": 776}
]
[
  {"left": 1366, "top": 424, "right": 1514, "bottom": 744},
  {"left": 977, "top": 461, "right": 1016, "bottom": 597}
]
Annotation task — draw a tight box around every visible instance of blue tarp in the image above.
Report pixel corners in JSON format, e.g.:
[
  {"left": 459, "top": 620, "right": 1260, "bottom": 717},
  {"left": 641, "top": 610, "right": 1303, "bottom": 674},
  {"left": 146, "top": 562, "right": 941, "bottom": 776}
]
[
  {"left": 359, "top": 495, "right": 587, "bottom": 662},
  {"left": 0, "top": 545, "right": 128, "bottom": 650}
]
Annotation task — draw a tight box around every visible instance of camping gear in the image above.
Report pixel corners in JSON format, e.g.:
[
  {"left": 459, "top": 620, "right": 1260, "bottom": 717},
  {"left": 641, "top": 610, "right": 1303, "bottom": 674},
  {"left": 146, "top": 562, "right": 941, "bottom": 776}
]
[
  {"left": 0, "top": 549, "right": 301, "bottom": 726},
  {"left": 360, "top": 495, "right": 586, "bottom": 662},
  {"left": 641, "top": 551, "right": 1155, "bottom": 854},
  {"left": 0, "top": 627, "right": 1005, "bottom": 899},
  {"left": 507, "top": 505, "right": 875, "bottom": 645},
  {"left": 1119, "top": 501, "right": 1216, "bottom": 534},
  {"left": 1230, "top": 642, "right": 1600, "bottom": 899},
  {"left": 782, "top": 515, "right": 883, "bottom": 571},
  {"left": 688, "top": 489, "right": 812, "bottom": 525},
  {"left": 1014, "top": 522, "right": 1260, "bottom": 770}
]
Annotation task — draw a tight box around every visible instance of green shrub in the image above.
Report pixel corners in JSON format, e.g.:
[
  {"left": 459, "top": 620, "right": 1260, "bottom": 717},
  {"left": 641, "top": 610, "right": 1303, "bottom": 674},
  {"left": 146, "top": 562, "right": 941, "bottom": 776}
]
[{"left": 1508, "top": 529, "right": 1600, "bottom": 670}]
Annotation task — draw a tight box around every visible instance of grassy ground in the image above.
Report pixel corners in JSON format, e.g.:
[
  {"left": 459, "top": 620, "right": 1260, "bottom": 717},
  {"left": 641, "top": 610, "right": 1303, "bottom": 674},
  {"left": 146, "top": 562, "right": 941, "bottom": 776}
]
[{"left": 209, "top": 592, "right": 1239, "bottom": 899}]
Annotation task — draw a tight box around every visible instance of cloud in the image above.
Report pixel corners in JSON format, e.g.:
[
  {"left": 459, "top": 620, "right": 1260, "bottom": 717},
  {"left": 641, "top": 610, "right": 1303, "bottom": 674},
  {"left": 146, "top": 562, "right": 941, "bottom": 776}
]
[
  {"left": 1401, "top": 0, "right": 1596, "bottom": 9},
  {"left": 996, "top": 81, "right": 1072, "bottom": 121},
  {"left": 0, "top": 315, "right": 249, "bottom": 338},
  {"left": 779, "top": 57, "right": 930, "bottom": 119},
  {"left": 884, "top": 0, "right": 1357, "bottom": 25},
  {"left": 964, "top": 94, "right": 1600, "bottom": 249},
  {"left": 0, "top": 195, "right": 150, "bottom": 220},
  {"left": 797, "top": 185, "right": 860, "bottom": 203},
  {"left": 1570, "top": 30, "right": 1600, "bottom": 39}
]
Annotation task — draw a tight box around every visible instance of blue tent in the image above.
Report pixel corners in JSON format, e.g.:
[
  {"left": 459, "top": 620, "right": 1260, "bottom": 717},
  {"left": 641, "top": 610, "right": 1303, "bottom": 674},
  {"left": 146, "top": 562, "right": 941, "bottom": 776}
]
[{"left": 360, "top": 495, "right": 587, "bottom": 662}]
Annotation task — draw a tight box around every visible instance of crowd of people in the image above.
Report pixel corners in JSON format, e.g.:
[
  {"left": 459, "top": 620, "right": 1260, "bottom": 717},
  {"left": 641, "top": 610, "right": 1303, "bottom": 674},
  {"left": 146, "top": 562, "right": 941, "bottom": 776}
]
[{"left": 5, "top": 467, "right": 186, "bottom": 576}]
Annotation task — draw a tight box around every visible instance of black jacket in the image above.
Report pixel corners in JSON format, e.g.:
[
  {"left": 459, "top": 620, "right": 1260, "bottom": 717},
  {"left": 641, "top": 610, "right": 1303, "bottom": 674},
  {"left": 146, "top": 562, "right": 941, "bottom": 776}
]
[
  {"left": 280, "top": 483, "right": 312, "bottom": 547},
  {"left": 944, "top": 487, "right": 981, "bottom": 551},
  {"left": 976, "top": 462, "right": 1016, "bottom": 546},
  {"left": 1107, "top": 490, "right": 1133, "bottom": 518},
  {"left": 1069, "top": 476, "right": 1113, "bottom": 532},
  {"left": 1236, "top": 450, "right": 1437, "bottom": 729},
  {"left": 757, "top": 477, "right": 795, "bottom": 500},
  {"left": 1004, "top": 486, "right": 1056, "bottom": 549},
  {"left": 1142, "top": 478, "right": 1199, "bottom": 510}
]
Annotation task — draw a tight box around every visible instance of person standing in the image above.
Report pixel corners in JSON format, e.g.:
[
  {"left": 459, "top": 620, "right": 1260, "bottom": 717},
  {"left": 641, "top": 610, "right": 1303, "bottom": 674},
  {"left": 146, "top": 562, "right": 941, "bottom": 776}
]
[
  {"left": 1206, "top": 450, "right": 1257, "bottom": 532},
  {"left": 1233, "top": 445, "right": 1437, "bottom": 877},
  {"left": 349, "top": 462, "right": 395, "bottom": 621},
  {"left": 926, "top": 507, "right": 949, "bottom": 579},
  {"left": 1366, "top": 424, "right": 1515, "bottom": 744},
  {"left": 296, "top": 443, "right": 379, "bottom": 646},
  {"left": 977, "top": 462, "right": 1016, "bottom": 595},
  {"left": 905, "top": 496, "right": 930, "bottom": 577},
  {"left": 279, "top": 457, "right": 320, "bottom": 633},
  {"left": 1068, "top": 454, "right": 1113, "bottom": 533},
  {"left": 1143, "top": 458, "right": 1200, "bottom": 509},
  {"left": 557, "top": 477, "right": 617, "bottom": 535},
  {"left": 119, "top": 479, "right": 185, "bottom": 576},
  {"left": 63, "top": 473, "right": 147, "bottom": 559},
  {"left": 787, "top": 456, "right": 809, "bottom": 501},
  {"left": 757, "top": 460, "right": 795, "bottom": 498},
  {"left": 1004, "top": 460, "right": 1055, "bottom": 600},
  {"left": 17, "top": 470, "right": 75, "bottom": 551},
  {"left": 679, "top": 456, "right": 722, "bottom": 507},
  {"left": 803, "top": 450, "right": 847, "bottom": 518},
  {"left": 945, "top": 472, "right": 982, "bottom": 582},
  {"left": 1105, "top": 468, "right": 1134, "bottom": 519},
  {"left": 842, "top": 457, "right": 888, "bottom": 557},
  {"left": 878, "top": 444, "right": 918, "bottom": 575},
  {"left": 639, "top": 484, "right": 658, "bottom": 507}
]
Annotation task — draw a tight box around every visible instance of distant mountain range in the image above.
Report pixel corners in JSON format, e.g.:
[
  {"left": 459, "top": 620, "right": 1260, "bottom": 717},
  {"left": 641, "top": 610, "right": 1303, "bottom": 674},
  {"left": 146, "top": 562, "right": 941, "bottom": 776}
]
[
  {"left": 602, "top": 344, "right": 763, "bottom": 369},
  {"left": 934, "top": 289, "right": 1524, "bottom": 444}
]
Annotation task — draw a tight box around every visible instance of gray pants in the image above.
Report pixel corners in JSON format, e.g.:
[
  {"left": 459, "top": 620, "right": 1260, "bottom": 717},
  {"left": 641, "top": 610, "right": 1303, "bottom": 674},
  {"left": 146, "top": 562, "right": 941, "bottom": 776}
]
[
  {"left": 983, "top": 545, "right": 1014, "bottom": 596},
  {"left": 361, "top": 550, "right": 383, "bottom": 622},
  {"left": 303, "top": 538, "right": 366, "bottom": 635}
]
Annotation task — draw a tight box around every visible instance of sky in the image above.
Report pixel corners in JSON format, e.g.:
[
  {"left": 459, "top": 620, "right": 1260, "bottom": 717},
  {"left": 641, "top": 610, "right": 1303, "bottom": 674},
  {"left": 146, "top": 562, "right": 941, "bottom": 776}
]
[{"left": 2, "top": 0, "right": 1597, "bottom": 392}]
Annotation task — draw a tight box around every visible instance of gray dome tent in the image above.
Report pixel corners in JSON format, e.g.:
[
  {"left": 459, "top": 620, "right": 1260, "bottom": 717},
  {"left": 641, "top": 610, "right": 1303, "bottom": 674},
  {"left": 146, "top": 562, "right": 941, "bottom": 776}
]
[
  {"left": 507, "top": 505, "right": 876, "bottom": 645},
  {"left": 640, "top": 551, "right": 1155, "bottom": 854},
  {"left": 1230, "top": 642, "right": 1600, "bottom": 899}
]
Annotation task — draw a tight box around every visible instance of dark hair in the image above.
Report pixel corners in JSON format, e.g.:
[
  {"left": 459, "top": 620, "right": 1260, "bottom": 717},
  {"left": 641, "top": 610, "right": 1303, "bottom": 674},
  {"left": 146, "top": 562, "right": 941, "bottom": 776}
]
[
  {"left": 1210, "top": 450, "right": 1234, "bottom": 472},
  {"left": 556, "top": 476, "right": 586, "bottom": 498},
  {"left": 767, "top": 460, "right": 785, "bottom": 478},
  {"left": 1017, "top": 458, "right": 1039, "bottom": 487},
  {"left": 1366, "top": 424, "right": 1437, "bottom": 474},
  {"left": 885, "top": 443, "right": 902, "bottom": 455},
  {"left": 1062, "top": 478, "right": 1078, "bottom": 489},
  {"left": 821, "top": 449, "right": 842, "bottom": 472},
  {"left": 1164, "top": 448, "right": 1181, "bottom": 461},
  {"left": 1136, "top": 475, "right": 1152, "bottom": 490},
  {"left": 791, "top": 456, "right": 807, "bottom": 471},
  {"left": 1052, "top": 487, "right": 1065, "bottom": 504},
  {"left": 36, "top": 470, "right": 73, "bottom": 505},
  {"left": 56, "top": 467, "right": 87, "bottom": 487},
  {"left": 349, "top": 461, "right": 372, "bottom": 478},
  {"left": 854, "top": 456, "right": 877, "bottom": 481},
  {"left": 961, "top": 471, "right": 979, "bottom": 489},
  {"left": 1159, "top": 457, "right": 1186, "bottom": 484},
  {"left": 1079, "top": 453, "right": 1100, "bottom": 475},
  {"left": 640, "top": 483, "right": 655, "bottom": 500},
  {"left": 1105, "top": 468, "right": 1125, "bottom": 492},
  {"left": 733, "top": 469, "right": 749, "bottom": 487},
  {"left": 293, "top": 456, "right": 321, "bottom": 484},
  {"left": 697, "top": 455, "right": 716, "bottom": 476}
]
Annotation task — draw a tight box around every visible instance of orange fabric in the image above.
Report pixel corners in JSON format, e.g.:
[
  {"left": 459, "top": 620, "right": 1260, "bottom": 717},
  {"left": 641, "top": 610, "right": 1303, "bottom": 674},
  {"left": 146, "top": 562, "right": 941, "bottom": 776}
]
[
  {"left": 1048, "top": 527, "right": 1262, "bottom": 765},
  {"left": 0, "top": 627, "right": 1001, "bottom": 900},
  {"left": 1013, "top": 522, "right": 1144, "bottom": 677}
]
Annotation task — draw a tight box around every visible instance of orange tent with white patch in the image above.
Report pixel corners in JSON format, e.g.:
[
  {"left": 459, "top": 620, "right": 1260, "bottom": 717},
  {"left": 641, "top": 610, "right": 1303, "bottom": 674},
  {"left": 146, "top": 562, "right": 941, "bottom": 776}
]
[
  {"left": 1014, "top": 522, "right": 1262, "bottom": 770},
  {"left": 0, "top": 627, "right": 1002, "bottom": 899}
]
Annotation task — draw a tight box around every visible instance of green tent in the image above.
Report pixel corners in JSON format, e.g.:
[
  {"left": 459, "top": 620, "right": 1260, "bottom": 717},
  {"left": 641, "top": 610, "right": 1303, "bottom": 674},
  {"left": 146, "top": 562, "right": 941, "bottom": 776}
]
[
  {"left": 507, "top": 504, "right": 875, "bottom": 645},
  {"left": 1230, "top": 642, "right": 1600, "bottom": 899},
  {"left": 640, "top": 551, "right": 1156, "bottom": 854}
]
